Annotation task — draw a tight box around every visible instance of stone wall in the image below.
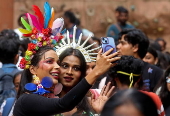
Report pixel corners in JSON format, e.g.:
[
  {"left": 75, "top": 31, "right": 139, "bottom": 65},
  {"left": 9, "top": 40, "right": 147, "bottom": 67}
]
[{"left": 12, "top": 0, "right": 170, "bottom": 50}]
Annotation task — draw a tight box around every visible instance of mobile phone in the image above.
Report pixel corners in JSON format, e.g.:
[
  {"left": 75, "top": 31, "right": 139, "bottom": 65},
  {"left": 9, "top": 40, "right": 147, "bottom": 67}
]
[{"left": 101, "top": 37, "right": 116, "bottom": 54}]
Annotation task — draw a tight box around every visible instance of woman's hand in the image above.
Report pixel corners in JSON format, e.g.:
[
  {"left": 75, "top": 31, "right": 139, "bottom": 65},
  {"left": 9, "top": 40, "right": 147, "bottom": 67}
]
[
  {"left": 91, "top": 82, "right": 115, "bottom": 114},
  {"left": 85, "top": 48, "right": 120, "bottom": 85},
  {"left": 94, "top": 48, "right": 120, "bottom": 76}
]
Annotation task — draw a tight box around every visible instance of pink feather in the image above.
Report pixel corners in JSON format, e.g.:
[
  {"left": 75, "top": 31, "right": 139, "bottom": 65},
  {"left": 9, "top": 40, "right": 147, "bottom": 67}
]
[
  {"left": 26, "top": 13, "right": 33, "bottom": 29},
  {"left": 26, "top": 13, "right": 42, "bottom": 32}
]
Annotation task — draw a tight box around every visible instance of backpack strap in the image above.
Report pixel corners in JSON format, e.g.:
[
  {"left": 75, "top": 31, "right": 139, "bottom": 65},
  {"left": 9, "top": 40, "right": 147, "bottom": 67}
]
[
  {"left": 0, "top": 68, "right": 19, "bottom": 80},
  {"left": 2, "top": 98, "right": 16, "bottom": 116}
]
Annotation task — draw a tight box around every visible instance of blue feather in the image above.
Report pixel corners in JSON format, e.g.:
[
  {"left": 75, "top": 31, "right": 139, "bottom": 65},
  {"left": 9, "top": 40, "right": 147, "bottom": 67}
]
[
  {"left": 61, "top": 28, "right": 66, "bottom": 34},
  {"left": 44, "top": 2, "right": 51, "bottom": 28},
  {"left": 41, "top": 77, "right": 53, "bottom": 88},
  {"left": 25, "top": 83, "right": 37, "bottom": 91}
]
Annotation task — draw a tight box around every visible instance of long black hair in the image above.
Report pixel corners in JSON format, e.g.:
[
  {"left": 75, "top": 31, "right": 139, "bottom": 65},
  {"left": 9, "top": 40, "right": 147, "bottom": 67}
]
[
  {"left": 59, "top": 48, "right": 92, "bottom": 116},
  {"left": 154, "top": 66, "right": 170, "bottom": 110},
  {"left": 17, "top": 46, "right": 55, "bottom": 98},
  {"left": 101, "top": 89, "right": 158, "bottom": 116}
]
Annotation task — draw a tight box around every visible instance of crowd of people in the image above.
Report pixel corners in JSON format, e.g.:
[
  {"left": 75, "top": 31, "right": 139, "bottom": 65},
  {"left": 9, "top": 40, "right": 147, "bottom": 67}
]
[{"left": 0, "top": 2, "right": 170, "bottom": 116}]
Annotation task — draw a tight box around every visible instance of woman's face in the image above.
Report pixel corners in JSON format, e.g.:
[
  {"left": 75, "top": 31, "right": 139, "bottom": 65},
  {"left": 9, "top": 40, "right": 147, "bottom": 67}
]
[
  {"left": 114, "top": 103, "right": 144, "bottom": 116},
  {"left": 59, "top": 55, "right": 81, "bottom": 88},
  {"left": 86, "top": 62, "right": 96, "bottom": 75},
  {"left": 14, "top": 74, "right": 21, "bottom": 92},
  {"left": 31, "top": 50, "right": 60, "bottom": 85},
  {"left": 166, "top": 77, "right": 170, "bottom": 92},
  {"left": 143, "top": 52, "right": 157, "bottom": 65}
]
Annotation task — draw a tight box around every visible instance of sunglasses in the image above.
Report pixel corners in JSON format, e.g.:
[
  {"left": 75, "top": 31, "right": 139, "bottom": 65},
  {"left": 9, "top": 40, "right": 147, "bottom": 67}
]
[{"left": 166, "top": 77, "right": 170, "bottom": 83}]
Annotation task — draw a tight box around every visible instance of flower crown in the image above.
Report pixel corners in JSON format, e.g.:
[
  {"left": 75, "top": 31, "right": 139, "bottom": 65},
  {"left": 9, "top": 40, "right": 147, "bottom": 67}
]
[
  {"left": 55, "top": 26, "right": 101, "bottom": 62},
  {"left": 19, "top": 2, "right": 65, "bottom": 69}
]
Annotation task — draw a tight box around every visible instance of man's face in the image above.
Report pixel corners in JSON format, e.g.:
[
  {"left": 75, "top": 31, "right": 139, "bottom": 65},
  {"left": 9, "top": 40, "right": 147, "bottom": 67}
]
[
  {"left": 117, "top": 35, "right": 137, "bottom": 57},
  {"left": 117, "top": 12, "right": 128, "bottom": 25}
]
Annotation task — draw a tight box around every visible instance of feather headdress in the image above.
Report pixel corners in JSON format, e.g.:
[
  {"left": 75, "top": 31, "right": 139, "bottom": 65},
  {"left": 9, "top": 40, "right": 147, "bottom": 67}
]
[{"left": 19, "top": 2, "right": 65, "bottom": 69}]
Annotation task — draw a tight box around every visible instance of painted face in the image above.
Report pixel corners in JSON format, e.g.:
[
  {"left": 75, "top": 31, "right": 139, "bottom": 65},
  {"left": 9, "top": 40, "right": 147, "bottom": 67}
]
[
  {"left": 86, "top": 62, "right": 96, "bottom": 75},
  {"left": 33, "top": 50, "right": 60, "bottom": 85},
  {"left": 59, "top": 55, "right": 81, "bottom": 88},
  {"left": 117, "top": 35, "right": 136, "bottom": 57},
  {"left": 14, "top": 73, "right": 21, "bottom": 92},
  {"left": 143, "top": 52, "right": 157, "bottom": 65},
  {"left": 114, "top": 103, "right": 144, "bottom": 116},
  {"left": 166, "top": 77, "right": 170, "bottom": 92}
]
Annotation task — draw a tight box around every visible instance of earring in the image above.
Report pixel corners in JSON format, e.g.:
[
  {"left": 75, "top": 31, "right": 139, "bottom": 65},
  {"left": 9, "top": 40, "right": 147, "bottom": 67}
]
[{"left": 33, "top": 75, "right": 40, "bottom": 84}]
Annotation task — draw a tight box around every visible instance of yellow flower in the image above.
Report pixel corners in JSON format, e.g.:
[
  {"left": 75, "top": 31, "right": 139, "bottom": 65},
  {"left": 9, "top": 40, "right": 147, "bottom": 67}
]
[{"left": 26, "top": 50, "right": 33, "bottom": 56}]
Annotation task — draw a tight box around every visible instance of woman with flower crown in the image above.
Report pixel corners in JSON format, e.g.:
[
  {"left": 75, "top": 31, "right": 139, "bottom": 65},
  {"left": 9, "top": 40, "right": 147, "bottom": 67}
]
[{"left": 13, "top": 2, "right": 120, "bottom": 116}]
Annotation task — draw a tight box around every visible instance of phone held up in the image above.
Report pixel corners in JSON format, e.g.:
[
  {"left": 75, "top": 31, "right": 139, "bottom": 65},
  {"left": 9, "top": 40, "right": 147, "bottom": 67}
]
[{"left": 101, "top": 37, "right": 117, "bottom": 54}]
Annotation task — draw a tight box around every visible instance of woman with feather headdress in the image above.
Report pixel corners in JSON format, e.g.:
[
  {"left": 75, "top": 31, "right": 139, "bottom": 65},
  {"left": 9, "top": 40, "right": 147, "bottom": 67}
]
[{"left": 13, "top": 2, "right": 119, "bottom": 116}]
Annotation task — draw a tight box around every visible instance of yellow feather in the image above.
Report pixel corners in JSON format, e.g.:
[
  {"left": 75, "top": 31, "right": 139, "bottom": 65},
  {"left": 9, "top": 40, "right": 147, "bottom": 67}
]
[
  {"left": 19, "top": 28, "right": 32, "bottom": 34},
  {"left": 48, "top": 8, "right": 55, "bottom": 28}
]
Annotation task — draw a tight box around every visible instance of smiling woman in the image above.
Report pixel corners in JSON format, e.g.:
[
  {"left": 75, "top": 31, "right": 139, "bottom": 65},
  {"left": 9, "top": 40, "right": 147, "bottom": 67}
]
[{"left": 13, "top": 2, "right": 120, "bottom": 116}]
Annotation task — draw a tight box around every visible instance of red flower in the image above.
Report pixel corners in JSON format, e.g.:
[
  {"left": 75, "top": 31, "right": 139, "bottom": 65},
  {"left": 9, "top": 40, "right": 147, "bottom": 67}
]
[
  {"left": 28, "top": 43, "right": 36, "bottom": 51},
  {"left": 19, "top": 58, "right": 27, "bottom": 69},
  {"left": 32, "top": 28, "right": 38, "bottom": 34},
  {"left": 42, "top": 28, "right": 51, "bottom": 37}
]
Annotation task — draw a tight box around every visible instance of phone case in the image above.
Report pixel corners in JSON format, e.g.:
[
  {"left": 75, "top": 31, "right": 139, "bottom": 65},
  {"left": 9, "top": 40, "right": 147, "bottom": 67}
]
[{"left": 101, "top": 37, "right": 116, "bottom": 54}]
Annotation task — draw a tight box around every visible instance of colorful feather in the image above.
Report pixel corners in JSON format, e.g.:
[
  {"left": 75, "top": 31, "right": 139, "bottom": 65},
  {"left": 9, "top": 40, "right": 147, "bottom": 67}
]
[
  {"left": 32, "top": 5, "right": 44, "bottom": 28},
  {"left": 21, "top": 17, "right": 32, "bottom": 31},
  {"left": 26, "top": 13, "right": 33, "bottom": 29},
  {"left": 23, "top": 34, "right": 33, "bottom": 37},
  {"left": 52, "top": 18, "right": 64, "bottom": 35},
  {"left": 27, "top": 13, "right": 42, "bottom": 32},
  {"left": 61, "top": 28, "right": 66, "bottom": 34},
  {"left": 19, "top": 28, "right": 32, "bottom": 34},
  {"left": 48, "top": 7, "right": 55, "bottom": 28},
  {"left": 44, "top": 2, "right": 51, "bottom": 28}
]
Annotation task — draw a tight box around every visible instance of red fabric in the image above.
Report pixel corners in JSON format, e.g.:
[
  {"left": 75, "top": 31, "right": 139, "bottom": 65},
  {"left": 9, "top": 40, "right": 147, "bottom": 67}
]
[{"left": 140, "top": 90, "right": 165, "bottom": 116}]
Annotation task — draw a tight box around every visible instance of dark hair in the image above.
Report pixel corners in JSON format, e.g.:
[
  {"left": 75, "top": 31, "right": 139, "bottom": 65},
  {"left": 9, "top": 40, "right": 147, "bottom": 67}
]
[
  {"left": 119, "top": 29, "right": 149, "bottom": 59},
  {"left": 59, "top": 47, "right": 86, "bottom": 80},
  {"left": 72, "top": 97, "right": 92, "bottom": 116},
  {"left": 155, "top": 38, "right": 166, "bottom": 48},
  {"left": 155, "top": 51, "right": 169, "bottom": 70},
  {"left": 64, "top": 11, "right": 77, "bottom": 24},
  {"left": 154, "top": 66, "right": 170, "bottom": 110},
  {"left": 0, "top": 29, "right": 19, "bottom": 40},
  {"left": 0, "top": 35, "right": 20, "bottom": 64},
  {"left": 101, "top": 89, "right": 158, "bottom": 116},
  {"left": 13, "top": 71, "right": 23, "bottom": 84},
  {"left": 150, "top": 42, "right": 161, "bottom": 51},
  {"left": 147, "top": 47, "right": 158, "bottom": 59},
  {"left": 19, "top": 38, "right": 31, "bottom": 57},
  {"left": 109, "top": 56, "right": 143, "bottom": 88},
  {"left": 17, "top": 46, "right": 55, "bottom": 98},
  {"left": 115, "top": 6, "right": 128, "bottom": 13},
  {"left": 92, "top": 37, "right": 101, "bottom": 46}
]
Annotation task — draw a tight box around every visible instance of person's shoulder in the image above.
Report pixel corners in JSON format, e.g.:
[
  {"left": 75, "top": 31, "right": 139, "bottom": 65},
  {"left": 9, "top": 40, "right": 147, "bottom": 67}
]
[
  {"left": 143, "top": 62, "right": 163, "bottom": 73},
  {"left": 140, "top": 90, "right": 160, "bottom": 100},
  {"left": 17, "top": 93, "right": 40, "bottom": 101},
  {"left": 126, "top": 23, "right": 134, "bottom": 28},
  {"left": 110, "top": 24, "right": 117, "bottom": 28}
]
